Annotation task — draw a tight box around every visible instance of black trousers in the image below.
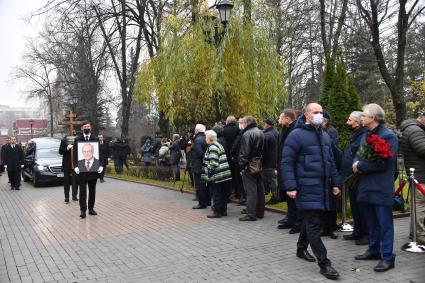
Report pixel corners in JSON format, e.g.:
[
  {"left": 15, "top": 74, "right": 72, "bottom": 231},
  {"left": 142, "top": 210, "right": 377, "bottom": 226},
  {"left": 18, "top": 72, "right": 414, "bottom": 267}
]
[
  {"left": 8, "top": 170, "right": 21, "bottom": 188},
  {"left": 64, "top": 171, "right": 78, "bottom": 199},
  {"left": 193, "top": 173, "right": 210, "bottom": 207},
  {"left": 349, "top": 187, "right": 369, "bottom": 238},
  {"left": 79, "top": 179, "right": 97, "bottom": 212},
  {"left": 297, "top": 210, "right": 331, "bottom": 268},
  {"left": 209, "top": 181, "right": 231, "bottom": 214},
  {"left": 287, "top": 197, "right": 304, "bottom": 227}
]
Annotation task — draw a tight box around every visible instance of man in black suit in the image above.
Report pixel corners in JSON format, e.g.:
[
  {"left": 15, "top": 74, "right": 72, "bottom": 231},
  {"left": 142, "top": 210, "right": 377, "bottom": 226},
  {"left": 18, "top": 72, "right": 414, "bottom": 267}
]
[
  {"left": 59, "top": 132, "right": 78, "bottom": 203},
  {"left": 3, "top": 137, "right": 24, "bottom": 190},
  {"left": 73, "top": 122, "right": 103, "bottom": 218},
  {"left": 98, "top": 134, "right": 109, "bottom": 182}
]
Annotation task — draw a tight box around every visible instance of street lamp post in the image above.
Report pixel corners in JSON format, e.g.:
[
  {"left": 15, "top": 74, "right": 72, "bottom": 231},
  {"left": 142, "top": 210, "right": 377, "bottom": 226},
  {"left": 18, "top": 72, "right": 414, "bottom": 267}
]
[{"left": 29, "top": 119, "right": 34, "bottom": 140}]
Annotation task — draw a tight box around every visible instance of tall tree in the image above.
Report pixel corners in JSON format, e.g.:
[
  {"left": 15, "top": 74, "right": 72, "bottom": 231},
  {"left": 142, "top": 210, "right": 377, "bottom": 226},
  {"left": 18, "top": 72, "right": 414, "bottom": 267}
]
[{"left": 356, "top": 0, "right": 425, "bottom": 125}]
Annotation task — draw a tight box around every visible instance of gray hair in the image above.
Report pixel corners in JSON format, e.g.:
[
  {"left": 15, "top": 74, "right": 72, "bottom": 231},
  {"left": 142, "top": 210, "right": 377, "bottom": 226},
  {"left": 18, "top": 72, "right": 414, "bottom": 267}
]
[
  {"left": 244, "top": 116, "right": 256, "bottom": 125},
  {"left": 205, "top": 130, "right": 217, "bottom": 143},
  {"left": 226, "top": 115, "right": 237, "bottom": 125},
  {"left": 305, "top": 103, "right": 322, "bottom": 113},
  {"left": 195, "top": 124, "right": 206, "bottom": 133},
  {"left": 363, "top": 103, "right": 385, "bottom": 121},
  {"left": 172, "top": 134, "right": 180, "bottom": 141},
  {"left": 82, "top": 143, "right": 94, "bottom": 153},
  {"left": 350, "top": 111, "right": 362, "bottom": 122}
]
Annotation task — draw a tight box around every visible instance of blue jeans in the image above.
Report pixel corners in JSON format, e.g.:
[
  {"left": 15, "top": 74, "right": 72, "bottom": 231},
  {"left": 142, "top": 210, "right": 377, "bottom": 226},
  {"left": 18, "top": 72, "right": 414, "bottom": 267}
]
[
  {"left": 364, "top": 203, "right": 395, "bottom": 262},
  {"left": 171, "top": 164, "right": 180, "bottom": 180}
]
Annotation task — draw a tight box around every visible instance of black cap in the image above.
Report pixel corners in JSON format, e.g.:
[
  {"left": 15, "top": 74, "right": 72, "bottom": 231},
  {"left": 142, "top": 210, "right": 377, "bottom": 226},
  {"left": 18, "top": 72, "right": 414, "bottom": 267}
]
[
  {"left": 264, "top": 118, "right": 274, "bottom": 126},
  {"left": 323, "top": 111, "right": 331, "bottom": 121}
]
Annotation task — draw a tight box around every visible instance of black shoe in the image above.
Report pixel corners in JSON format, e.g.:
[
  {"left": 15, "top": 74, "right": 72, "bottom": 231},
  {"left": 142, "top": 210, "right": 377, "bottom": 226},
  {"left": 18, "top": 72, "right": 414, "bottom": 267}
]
[
  {"left": 355, "top": 250, "right": 381, "bottom": 260},
  {"left": 192, "top": 204, "right": 207, "bottom": 209},
  {"left": 343, "top": 234, "right": 361, "bottom": 240},
  {"left": 239, "top": 215, "right": 256, "bottom": 221},
  {"left": 100, "top": 179, "right": 105, "bottom": 183},
  {"left": 296, "top": 250, "right": 316, "bottom": 262},
  {"left": 374, "top": 260, "right": 394, "bottom": 272},
  {"left": 65, "top": 198, "right": 69, "bottom": 203},
  {"left": 355, "top": 237, "right": 369, "bottom": 245},
  {"left": 256, "top": 214, "right": 264, "bottom": 219},
  {"left": 278, "top": 223, "right": 293, "bottom": 229},
  {"left": 289, "top": 227, "right": 301, "bottom": 234},
  {"left": 329, "top": 232, "right": 338, "bottom": 239},
  {"left": 207, "top": 213, "right": 222, "bottom": 218},
  {"left": 320, "top": 265, "right": 339, "bottom": 280},
  {"left": 72, "top": 197, "right": 78, "bottom": 201},
  {"left": 278, "top": 218, "right": 288, "bottom": 225},
  {"left": 80, "top": 211, "right": 86, "bottom": 219},
  {"left": 241, "top": 209, "right": 247, "bottom": 214},
  {"left": 221, "top": 209, "right": 227, "bottom": 216},
  {"left": 15, "top": 187, "right": 20, "bottom": 190},
  {"left": 89, "top": 210, "right": 98, "bottom": 215}
]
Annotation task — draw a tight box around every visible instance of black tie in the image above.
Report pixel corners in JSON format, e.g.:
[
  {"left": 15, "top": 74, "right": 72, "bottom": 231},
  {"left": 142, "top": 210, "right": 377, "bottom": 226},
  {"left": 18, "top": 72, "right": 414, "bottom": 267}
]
[{"left": 86, "top": 136, "right": 89, "bottom": 141}]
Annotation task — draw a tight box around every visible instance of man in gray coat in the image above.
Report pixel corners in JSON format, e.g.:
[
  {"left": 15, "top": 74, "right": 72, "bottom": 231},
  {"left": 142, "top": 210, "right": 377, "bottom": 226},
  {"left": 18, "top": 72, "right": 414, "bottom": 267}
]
[{"left": 400, "top": 111, "right": 425, "bottom": 245}]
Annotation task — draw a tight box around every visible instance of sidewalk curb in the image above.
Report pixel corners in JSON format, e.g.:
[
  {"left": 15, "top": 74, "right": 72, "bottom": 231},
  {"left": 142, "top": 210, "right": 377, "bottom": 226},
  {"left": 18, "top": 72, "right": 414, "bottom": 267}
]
[{"left": 105, "top": 176, "right": 410, "bottom": 220}]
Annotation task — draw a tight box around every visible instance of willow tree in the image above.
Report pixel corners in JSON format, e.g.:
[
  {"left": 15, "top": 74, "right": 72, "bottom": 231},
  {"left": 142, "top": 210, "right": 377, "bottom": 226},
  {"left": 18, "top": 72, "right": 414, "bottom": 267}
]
[{"left": 135, "top": 2, "right": 286, "bottom": 131}]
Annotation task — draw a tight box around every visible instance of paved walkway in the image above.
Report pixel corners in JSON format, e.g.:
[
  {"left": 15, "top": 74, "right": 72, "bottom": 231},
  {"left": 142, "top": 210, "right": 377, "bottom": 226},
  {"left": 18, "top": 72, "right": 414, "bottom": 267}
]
[{"left": 0, "top": 176, "right": 423, "bottom": 282}]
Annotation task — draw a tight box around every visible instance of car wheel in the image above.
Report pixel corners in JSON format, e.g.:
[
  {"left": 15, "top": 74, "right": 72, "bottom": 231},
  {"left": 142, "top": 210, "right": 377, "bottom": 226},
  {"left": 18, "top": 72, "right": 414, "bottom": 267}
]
[
  {"left": 32, "top": 171, "right": 40, "bottom": 187},
  {"left": 22, "top": 170, "right": 30, "bottom": 182}
]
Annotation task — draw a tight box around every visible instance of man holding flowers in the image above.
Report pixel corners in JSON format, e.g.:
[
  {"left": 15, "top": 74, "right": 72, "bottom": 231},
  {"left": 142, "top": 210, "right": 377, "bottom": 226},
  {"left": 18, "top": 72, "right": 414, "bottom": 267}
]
[{"left": 352, "top": 103, "right": 398, "bottom": 272}]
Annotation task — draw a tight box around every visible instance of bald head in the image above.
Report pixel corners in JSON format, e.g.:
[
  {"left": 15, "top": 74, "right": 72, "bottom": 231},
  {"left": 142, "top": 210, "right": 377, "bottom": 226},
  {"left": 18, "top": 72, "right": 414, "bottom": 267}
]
[{"left": 304, "top": 103, "right": 323, "bottom": 126}]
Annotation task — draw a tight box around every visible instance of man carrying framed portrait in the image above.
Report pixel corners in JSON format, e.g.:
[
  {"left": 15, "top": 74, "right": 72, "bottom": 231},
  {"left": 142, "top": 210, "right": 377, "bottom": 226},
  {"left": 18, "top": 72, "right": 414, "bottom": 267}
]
[{"left": 73, "top": 122, "right": 104, "bottom": 219}]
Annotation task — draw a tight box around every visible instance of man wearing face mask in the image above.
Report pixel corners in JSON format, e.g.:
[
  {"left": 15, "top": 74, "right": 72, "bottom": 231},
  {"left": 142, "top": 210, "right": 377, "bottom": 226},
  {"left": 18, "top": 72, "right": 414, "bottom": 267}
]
[
  {"left": 341, "top": 111, "right": 369, "bottom": 245},
  {"left": 73, "top": 122, "right": 103, "bottom": 219},
  {"left": 281, "top": 103, "right": 341, "bottom": 280}
]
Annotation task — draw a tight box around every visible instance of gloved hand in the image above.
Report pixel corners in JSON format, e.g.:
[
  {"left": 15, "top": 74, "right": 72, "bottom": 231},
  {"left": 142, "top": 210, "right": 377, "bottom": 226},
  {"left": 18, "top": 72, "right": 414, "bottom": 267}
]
[
  {"left": 4, "top": 165, "right": 6, "bottom": 169},
  {"left": 74, "top": 167, "right": 80, "bottom": 174},
  {"left": 98, "top": 166, "right": 103, "bottom": 174},
  {"left": 21, "top": 165, "right": 24, "bottom": 168},
  {"left": 67, "top": 144, "right": 73, "bottom": 150}
]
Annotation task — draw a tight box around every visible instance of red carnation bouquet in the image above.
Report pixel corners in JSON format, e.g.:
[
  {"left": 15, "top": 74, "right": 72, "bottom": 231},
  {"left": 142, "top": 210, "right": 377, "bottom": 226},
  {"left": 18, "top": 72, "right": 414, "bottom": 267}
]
[{"left": 345, "top": 134, "right": 394, "bottom": 189}]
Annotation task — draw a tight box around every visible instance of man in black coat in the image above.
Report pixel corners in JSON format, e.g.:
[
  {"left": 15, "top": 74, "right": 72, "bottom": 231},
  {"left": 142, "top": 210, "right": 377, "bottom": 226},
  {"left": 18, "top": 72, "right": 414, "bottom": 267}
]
[
  {"left": 1, "top": 137, "right": 11, "bottom": 177},
  {"left": 341, "top": 111, "right": 369, "bottom": 244},
  {"left": 73, "top": 122, "right": 103, "bottom": 218},
  {"left": 152, "top": 132, "right": 163, "bottom": 166},
  {"left": 262, "top": 118, "right": 279, "bottom": 204},
  {"left": 191, "top": 124, "right": 209, "bottom": 209},
  {"left": 98, "top": 134, "right": 109, "bottom": 183},
  {"left": 230, "top": 117, "right": 247, "bottom": 204},
  {"left": 3, "top": 137, "right": 24, "bottom": 190},
  {"left": 277, "top": 109, "right": 302, "bottom": 233},
  {"left": 238, "top": 116, "right": 265, "bottom": 221},
  {"left": 59, "top": 132, "right": 78, "bottom": 203},
  {"left": 223, "top": 116, "right": 241, "bottom": 198}
]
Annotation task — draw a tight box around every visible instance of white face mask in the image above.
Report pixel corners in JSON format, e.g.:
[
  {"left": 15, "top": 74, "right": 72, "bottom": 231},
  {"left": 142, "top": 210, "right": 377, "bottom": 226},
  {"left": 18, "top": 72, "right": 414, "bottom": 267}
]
[
  {"left": 239, "top": 123, "right": 244, "bottom": 130},
  {"left": 312, "top": 113, "right": 324, "bottom": 126}
]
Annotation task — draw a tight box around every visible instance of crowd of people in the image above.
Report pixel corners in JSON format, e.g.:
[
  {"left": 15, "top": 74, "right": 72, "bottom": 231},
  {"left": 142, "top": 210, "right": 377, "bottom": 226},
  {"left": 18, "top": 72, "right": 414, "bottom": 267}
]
[
  {"left": 1, "top": 102, "right": 424, "bottom": 280},
  {"left": 139, "top": 102, "right": 424, "bottom": 280}
]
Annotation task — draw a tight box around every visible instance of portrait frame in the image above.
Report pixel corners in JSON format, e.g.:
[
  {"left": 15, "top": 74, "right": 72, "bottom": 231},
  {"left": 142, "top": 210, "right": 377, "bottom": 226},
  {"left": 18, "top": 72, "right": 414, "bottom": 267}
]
[{"left": 77, "top": 141, "right": 100, "bottom": 172}]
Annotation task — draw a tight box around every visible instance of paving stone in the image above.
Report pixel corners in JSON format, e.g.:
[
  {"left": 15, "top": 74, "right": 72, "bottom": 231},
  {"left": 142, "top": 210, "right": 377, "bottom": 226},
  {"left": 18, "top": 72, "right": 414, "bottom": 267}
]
[{"left": 0, "top": 177, "right": 424, "bottom": 282}]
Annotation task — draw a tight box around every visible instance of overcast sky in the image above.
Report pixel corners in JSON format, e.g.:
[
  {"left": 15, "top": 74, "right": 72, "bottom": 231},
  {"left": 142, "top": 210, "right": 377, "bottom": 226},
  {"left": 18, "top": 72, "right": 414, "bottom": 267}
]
[{"left": 0, "top": 0, "right": 44, "bottom": 108}]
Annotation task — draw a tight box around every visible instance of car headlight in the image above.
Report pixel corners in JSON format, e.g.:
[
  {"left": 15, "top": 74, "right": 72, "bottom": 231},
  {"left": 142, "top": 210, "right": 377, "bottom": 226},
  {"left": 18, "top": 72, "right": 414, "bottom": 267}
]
[{"left": 37, "top": 165, "right": 45, "bottom": 171}]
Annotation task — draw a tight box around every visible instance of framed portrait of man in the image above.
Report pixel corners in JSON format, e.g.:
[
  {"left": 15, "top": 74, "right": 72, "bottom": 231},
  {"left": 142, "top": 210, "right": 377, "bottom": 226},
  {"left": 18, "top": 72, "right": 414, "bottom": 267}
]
[{"left": 77, "top": 142, "right": 100, "bottom": 173}]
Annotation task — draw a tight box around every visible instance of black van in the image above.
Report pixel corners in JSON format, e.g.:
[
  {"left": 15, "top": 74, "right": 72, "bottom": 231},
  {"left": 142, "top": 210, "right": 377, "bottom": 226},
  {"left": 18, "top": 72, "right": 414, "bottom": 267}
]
[{"left": 22, "top": 137, "right": 64, "bottom": 187}]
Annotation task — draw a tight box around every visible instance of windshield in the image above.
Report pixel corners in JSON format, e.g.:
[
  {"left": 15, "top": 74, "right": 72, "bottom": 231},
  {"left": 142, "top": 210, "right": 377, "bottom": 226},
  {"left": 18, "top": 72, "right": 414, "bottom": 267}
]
[{"left": 37, "top": 148, "right": 61, "bottom": 159}]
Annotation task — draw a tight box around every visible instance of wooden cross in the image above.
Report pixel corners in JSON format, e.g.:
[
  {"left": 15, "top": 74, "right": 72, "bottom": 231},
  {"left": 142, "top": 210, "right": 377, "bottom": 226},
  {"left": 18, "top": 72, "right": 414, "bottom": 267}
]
[{"left": 58, "top": 111, "right": 83, "bottom": 136}]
